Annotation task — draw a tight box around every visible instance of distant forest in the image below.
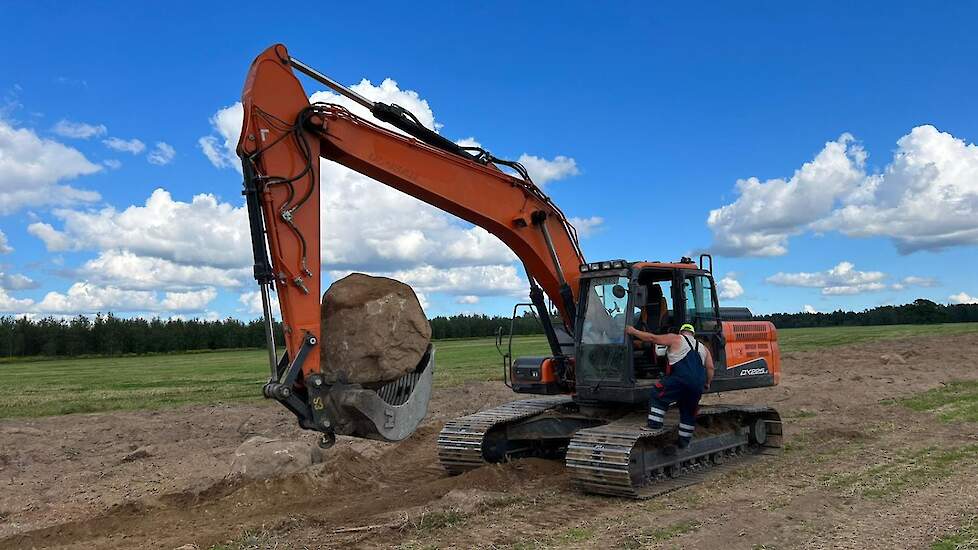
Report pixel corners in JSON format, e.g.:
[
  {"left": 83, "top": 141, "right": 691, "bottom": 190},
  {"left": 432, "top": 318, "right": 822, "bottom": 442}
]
[
  {"left": 1, "top": 299, "right": 976, "bottom": 358},
  {"left": 755, "top": 299, "right": 978, "bottom": 328}
]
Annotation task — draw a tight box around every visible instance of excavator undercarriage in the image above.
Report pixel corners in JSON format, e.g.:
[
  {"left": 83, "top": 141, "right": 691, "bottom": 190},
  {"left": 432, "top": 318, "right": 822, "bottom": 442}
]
[{"left": 440, "top": 397, "right": 782, "bottom": 498}]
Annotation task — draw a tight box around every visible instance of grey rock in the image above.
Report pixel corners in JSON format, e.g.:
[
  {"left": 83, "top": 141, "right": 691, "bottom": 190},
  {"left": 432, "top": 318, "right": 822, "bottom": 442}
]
[{"left": 228, "top": 436, "right": 325, "bottom": 480}]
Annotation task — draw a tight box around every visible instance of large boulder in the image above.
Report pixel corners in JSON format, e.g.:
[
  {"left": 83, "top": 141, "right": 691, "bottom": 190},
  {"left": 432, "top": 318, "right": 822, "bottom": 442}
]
[
  {"left": 321, "top": 273, "right": 431, "bottom": 387},
  {"left": 228, "top": 436, "right": 325, "bottom": 480}
]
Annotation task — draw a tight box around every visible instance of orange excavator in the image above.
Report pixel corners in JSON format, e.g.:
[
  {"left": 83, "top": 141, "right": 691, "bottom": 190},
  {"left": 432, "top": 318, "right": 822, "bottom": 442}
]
[{"left": 238, "top": 44, "right": 782, "bottom": 498}]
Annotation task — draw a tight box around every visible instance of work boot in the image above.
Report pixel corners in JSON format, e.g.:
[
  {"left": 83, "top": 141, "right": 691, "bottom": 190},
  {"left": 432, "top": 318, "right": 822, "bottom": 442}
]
[
  {"left": 647, "top": 406, "right": 666, "bottom": 429},
  {"left": 677, "top": 422, "right": 695, "bottom": 449}
]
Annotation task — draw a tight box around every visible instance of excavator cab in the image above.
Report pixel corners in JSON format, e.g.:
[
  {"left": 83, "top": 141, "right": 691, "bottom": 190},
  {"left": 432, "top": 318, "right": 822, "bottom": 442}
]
[{"left": 509, "top": 256, "right": 779, "bottom": 404}]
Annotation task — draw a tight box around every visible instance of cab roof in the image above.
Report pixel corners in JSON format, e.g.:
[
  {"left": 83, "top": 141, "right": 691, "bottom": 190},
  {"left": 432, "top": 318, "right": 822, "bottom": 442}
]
[{"left": 631, "top": 261, "right": 700, "bottom": 271}]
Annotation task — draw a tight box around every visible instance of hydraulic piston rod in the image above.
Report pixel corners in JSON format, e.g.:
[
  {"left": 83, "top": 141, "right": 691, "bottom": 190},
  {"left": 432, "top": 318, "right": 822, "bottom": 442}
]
[
  {"left": 289, "top": 56, "right": 375, "bottom": 110},
  {"left": 288, "top": 56, "right": 476, "bottom": 162}
]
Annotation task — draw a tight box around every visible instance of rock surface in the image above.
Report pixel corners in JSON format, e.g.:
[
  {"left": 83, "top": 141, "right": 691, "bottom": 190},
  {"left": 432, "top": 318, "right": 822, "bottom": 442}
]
[
  {"left": 227, "top": 436, "right": 324, "bottom": 480},
  {"left": 122, "top": 446, "right": 153, "bottom": 462},
  {"left": 880, "top": 353, "right": 908, "bottom": 365},
  {"left": 320, "top": 273, "right": 431, "bottom": 386}
]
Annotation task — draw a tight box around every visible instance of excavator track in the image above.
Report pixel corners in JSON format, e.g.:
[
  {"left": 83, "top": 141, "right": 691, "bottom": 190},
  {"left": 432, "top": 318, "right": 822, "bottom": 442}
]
[
  {"left": 438, "top": 396, "right": 573, "bottom": 474},
  {"left": 566, "top": 405, "right": 782, "bottom": 498}
]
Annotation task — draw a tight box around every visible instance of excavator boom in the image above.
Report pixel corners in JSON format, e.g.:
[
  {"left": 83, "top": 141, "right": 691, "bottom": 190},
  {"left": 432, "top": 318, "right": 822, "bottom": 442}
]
[{"left": 237, "top": 44, "right": 586, "bottom": 442}]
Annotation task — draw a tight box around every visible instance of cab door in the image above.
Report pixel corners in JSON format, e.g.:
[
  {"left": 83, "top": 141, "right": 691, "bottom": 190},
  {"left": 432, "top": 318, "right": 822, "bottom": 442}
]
[{"left": 679, "top": 272, "right": 726, "bottom": 369}]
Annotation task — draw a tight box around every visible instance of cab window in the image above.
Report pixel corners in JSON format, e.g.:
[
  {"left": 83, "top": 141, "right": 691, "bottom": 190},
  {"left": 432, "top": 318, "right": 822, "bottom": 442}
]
[
  {"left": 581, "top": 276, "right": 630, "bottom": 344},
  {"left": 632, "top": 279, "right": 672, "bottom": 334},
  {"left": 683, "top": 275, "right": 719, "bottom": 332}
]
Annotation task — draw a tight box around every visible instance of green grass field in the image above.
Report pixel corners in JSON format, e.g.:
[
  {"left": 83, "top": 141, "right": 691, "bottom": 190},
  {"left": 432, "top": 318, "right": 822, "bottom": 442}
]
[
  {"left": 776, "top": 322, "right": 978, "bottom": 351},
  {"left": 1, "top": 323, "right": 977, "bottom": 419}
]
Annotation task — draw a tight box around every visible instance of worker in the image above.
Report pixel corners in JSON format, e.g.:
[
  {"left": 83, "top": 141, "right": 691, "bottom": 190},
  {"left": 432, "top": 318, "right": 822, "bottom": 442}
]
[{"left": 625, "top": 323, "right": 714, "bottom": 448}]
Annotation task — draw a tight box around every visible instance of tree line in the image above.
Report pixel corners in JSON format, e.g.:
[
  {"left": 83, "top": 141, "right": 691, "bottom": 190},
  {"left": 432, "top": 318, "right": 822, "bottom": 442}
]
[
  {"left": 2, "top": 299, "right": 977, "bottom": 358},
  {"left": 756, "top": 299, "right": 978, "bottom": 328},
  {"left": 0, "top": 314, "right": 286, "bottom": 358},
  {"left": 428, "top": 312, "right": 547, "bottom": 340},
  {"left": 0, "top": 312, "right": 546, "bottom": 358}
]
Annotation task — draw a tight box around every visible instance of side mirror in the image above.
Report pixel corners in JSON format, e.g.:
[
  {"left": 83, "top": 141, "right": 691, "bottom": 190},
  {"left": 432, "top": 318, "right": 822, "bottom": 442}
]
[{"left": 612, "top": 284, "right": 626, "bottom": 299}]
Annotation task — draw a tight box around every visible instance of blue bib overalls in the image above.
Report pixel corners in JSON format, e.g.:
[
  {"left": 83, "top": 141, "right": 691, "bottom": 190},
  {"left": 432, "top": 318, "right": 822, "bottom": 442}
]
[{"left": 647, "top": 335, "right": 706, "bottom": 448}]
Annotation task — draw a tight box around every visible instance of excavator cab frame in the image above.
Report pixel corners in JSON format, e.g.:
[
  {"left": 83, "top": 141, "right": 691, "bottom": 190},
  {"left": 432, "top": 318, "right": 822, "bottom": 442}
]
[{"left": 507, "top": 258, "right": 780, "bottom": 404}]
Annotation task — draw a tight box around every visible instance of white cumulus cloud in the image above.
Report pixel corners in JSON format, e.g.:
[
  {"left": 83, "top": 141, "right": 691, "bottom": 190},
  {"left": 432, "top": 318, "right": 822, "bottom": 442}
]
[
  {"left": 517, "top": 154, "right": 580, "bottom": 187},
  {"left": 330, "top": 264, "right": 525, "bottom": 297},
  {"left": 79, "top": 250, "right": 248, "bottom": 291},
  {"left": 0, "top": 288, "right": 33, "bottom": 312},
  {"left": 0, "top": 282, "right": 218, "bottom": 315},
  {"left": 199, "top": 102, "right": 244, "bottom": 171},
  {"left": 816, "top": 126, "right": 978, "bottom": 254},
  {"left": 0, "top": 272, "right": 37, "bottom": 290},
  {"left": 708, "top": 125, "right": 978, "bottom": 256},
  {"left": 949, "top": 292, "right": 978, "bottom": 305},
  {"left": 718, "top": 274, "right": 744, "bottom": 300},
  {"left": 803, "top": 304, "right": 818, "bottom": 314},
  {"left": 767, "top": 261, "right": 894, "bottom": 295},
  {"left": 147, "top": 142, "right": 175, "bottom": 165},
  {"left": 239, "top": 289, "right": 280, "bottom": 317},
  {"left": 0, "top": 229, "right": 11, "bottom": 253},
  {"left": 103, "top": 136, "right": 146, "bottom": 154},
  {"left": 52, "top": 119, "right": 107, "bottom": 139},
  {"left": 29, "top": 188, "right": 251, "bottom": 269},
  {"left": 707, "top": 134, "right": 866, "bottom": 257},
  {"left": 0, "top": 118, "right": 101, "bottom": 214},
  {"left": 456, "top": 295, "right": 480, "bottom": 305},
  {"left": 160, "top": 288, "right": 217, "bottom": 312},
  {"left": 901, "top": 276, "right": 937, "bottom": 287},
  {"left": 569, "top": 216, "right": 604, "bottom": 238}
]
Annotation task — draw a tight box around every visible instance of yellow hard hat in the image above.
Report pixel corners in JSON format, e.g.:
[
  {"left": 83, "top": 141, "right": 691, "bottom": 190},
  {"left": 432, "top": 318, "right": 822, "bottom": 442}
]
[{"left": 680, "top": 323, "right": 695, "bottom": 334}]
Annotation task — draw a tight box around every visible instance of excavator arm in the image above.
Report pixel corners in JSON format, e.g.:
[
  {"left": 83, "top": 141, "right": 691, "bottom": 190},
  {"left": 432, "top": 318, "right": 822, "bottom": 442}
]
[{"left": 237, "top": 44, "right": 585, "bottom": 442}]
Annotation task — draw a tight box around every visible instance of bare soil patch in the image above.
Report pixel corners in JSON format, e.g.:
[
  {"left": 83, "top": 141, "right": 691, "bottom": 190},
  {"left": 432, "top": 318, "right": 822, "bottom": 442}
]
[{"left": 2, "top": 332, "right": 977, "bottom": 549}]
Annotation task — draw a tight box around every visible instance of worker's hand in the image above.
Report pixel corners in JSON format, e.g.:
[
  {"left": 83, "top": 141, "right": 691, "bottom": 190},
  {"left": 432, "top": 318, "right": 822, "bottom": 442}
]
[
  {"left": 625, "top": 325, "right": 639, "bottom": 337},
  {"left": 704, "top": 380, "right": 712, "bottom": 391}
]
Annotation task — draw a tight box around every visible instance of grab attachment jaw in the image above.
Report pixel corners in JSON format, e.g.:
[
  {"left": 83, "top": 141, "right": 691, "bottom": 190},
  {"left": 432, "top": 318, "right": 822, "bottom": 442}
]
[{"left": 264, "top": 336, "right": 435, "bottom": 446}]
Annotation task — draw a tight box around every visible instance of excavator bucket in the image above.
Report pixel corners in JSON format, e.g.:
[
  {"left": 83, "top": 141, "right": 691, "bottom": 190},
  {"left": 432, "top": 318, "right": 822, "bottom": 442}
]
[{"left": 320, "top": 346, "right": 435, "bottom": 442}]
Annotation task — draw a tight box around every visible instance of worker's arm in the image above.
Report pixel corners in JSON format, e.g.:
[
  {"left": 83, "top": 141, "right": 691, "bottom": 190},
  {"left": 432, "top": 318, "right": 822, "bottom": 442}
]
[{"left": 625, "top": 325, "right": 676, "bottom": 347}]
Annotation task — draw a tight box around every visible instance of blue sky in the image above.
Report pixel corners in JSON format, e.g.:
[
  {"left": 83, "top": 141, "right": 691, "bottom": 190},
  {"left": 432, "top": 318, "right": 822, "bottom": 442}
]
[{"left": 1, "top": 2, "right": 977, "bottom": 319}]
